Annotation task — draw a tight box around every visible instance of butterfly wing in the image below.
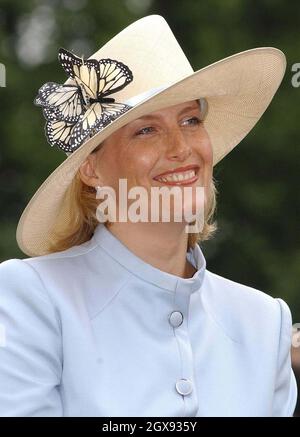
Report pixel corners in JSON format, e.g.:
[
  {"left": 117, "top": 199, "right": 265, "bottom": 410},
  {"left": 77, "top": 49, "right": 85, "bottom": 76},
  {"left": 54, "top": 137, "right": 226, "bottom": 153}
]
[
  {"left": 68, "top": 103, "right": 109, "bottom": 151},
  {"left": 58, "top": 48, "right": 99, "bottom": 102},
  {"left": 97, "top": 59, "right": 133, "bottom": 97},
  {"left": 68, "top": 101, "right": 132, "bottom": 152},
  {"left": 35, "top": 82, "right": 83, "bottom": 123},
  {"left": 58, "top": 48, "right": 133, "bottom": 102},
  {"left": 42, "top": 106, "right": 61, "bottom": 121},
  {"left": 45, "top": 119, "right": 77, "bottom": 153},
  {"left": 100, "top": 101, "right": 132, "bottom": 119}
]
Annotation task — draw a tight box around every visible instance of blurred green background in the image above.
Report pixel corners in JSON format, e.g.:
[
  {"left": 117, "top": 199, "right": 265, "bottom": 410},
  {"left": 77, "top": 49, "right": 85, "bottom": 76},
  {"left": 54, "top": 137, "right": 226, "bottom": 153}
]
[{"left": 0, "top": 0, "right": 299, "bottom": 413}]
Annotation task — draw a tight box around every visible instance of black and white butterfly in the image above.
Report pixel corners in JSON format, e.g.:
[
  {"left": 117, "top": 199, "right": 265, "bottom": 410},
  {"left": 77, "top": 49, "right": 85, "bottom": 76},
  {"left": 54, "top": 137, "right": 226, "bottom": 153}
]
[{"left": 34, "top": 47, "right": 133, "bottom": 153}]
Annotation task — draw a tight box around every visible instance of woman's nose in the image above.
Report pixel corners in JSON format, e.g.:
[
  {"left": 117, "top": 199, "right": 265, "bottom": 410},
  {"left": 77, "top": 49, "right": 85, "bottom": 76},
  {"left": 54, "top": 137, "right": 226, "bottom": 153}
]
[{"left": 165, "top": 127, "right": 192, "bottom": 160}]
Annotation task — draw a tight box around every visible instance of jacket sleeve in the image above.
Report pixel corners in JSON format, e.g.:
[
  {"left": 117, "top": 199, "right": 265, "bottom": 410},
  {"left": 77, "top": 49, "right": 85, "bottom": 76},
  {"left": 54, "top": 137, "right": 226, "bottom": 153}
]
[
  {"left": 0, "top": 258, "right": 63, "bottom": 417},
  {"left": 272, "top": 298, "right": 298, "bottom": 417}
]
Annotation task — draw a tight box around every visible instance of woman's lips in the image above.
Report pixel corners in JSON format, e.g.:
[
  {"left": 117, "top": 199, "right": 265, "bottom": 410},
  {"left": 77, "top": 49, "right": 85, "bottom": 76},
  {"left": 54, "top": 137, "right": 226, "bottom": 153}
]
[
  {"left": 154, "top": 175, "right": 199, "bottom": 186},
  {"left": 154, "top": 164, "right": 200, "bottom": 178},
  {"left": 153, "top": 168, "right": 200, "bottom": 186}
]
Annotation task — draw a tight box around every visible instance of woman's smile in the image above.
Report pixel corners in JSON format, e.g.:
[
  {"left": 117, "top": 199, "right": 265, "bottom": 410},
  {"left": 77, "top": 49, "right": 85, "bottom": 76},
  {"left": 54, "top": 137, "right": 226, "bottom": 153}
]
[{"left": 153, "top": 167, "right": 200, "bottom": 186}]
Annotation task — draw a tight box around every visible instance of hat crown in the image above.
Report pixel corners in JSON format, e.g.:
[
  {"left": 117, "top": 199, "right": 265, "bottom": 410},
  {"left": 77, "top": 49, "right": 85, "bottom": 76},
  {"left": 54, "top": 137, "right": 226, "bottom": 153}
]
[{"left": 65, "top": 15, "right": 194, "bottom": 103}]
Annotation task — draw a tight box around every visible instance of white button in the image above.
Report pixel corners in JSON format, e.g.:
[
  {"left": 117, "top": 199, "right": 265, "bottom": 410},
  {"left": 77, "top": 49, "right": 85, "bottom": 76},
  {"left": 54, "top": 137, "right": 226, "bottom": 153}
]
[
  {"left": 175, "top": 378, "right": 193, "bottom": 395},
  {"left": 168, "top": 311, "right": 183, "bottom": 327}
]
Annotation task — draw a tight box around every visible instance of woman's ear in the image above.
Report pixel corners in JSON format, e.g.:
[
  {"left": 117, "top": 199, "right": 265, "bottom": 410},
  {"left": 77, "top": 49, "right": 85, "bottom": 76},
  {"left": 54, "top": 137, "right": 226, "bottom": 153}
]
[{"left": 79, "top": 153, "right": 102, "bottom": 188}]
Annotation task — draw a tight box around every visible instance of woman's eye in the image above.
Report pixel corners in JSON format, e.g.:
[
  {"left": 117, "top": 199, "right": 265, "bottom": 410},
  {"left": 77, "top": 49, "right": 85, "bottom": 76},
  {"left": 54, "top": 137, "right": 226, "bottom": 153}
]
[
  {"left": 135, "top": 117, "right": 201, "bottom": 136},
  {"left": 135, "top": 126, "right": 155, "bottom": 136},
  {"left": 183, "top": 116, "right": 201, "bottom": 126}
]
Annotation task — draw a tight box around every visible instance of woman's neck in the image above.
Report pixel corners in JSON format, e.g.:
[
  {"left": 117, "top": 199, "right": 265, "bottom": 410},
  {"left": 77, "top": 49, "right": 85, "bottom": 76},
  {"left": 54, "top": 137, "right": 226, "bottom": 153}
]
[{"left": 106, "top": 221, "right": 197, "bottom": 279}]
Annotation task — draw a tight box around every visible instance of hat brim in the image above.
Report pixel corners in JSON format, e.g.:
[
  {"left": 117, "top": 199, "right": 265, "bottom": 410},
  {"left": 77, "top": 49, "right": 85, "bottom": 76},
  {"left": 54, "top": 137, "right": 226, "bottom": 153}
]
[{"left": 16, "top": 47, "right": 286, "bottom": 257}]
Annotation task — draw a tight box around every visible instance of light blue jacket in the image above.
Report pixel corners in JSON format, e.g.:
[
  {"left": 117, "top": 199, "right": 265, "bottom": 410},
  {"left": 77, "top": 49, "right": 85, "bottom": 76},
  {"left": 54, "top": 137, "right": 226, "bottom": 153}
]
[{"left": 0, "top": 223, "right": 297, "bottom": 416}]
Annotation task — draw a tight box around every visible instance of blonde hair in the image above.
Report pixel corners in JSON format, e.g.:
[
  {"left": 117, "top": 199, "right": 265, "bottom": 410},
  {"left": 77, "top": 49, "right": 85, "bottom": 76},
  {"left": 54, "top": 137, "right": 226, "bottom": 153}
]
[{"left": 47, "top": 159, "right": 219, "bottom": 254}]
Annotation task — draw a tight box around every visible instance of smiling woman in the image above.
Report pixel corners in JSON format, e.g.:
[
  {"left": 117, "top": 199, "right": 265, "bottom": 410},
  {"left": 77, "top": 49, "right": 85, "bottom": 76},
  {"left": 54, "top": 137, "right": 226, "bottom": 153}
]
[
  {"left": 0, "top": 15, "right": 297, "bottom": 417},
  {"left": 47, "top": 99, "right": 218, "bottom": 257}
]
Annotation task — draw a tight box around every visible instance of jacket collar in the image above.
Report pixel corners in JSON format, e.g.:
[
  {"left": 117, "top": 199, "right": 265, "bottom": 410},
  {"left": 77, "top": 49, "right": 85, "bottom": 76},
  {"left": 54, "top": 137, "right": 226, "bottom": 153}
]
[{"left": 92, "top": 223, "right": 206, "bottom": 294}]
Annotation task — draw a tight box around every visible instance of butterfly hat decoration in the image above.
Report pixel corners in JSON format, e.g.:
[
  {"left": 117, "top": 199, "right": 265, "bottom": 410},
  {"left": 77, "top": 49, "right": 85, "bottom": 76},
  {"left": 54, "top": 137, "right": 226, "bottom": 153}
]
[
  {"left": 16, "top": 15, "right": 286, "bottom": 256},
  {"left": 34, "top": 48, "right": 134, "bottom": 154}
]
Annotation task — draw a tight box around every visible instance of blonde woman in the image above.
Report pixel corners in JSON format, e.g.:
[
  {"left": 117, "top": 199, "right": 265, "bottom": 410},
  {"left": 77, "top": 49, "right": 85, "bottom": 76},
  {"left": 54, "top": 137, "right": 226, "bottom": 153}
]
[{"left": 0, "top": 15, "right": 297, "bottom": 417}]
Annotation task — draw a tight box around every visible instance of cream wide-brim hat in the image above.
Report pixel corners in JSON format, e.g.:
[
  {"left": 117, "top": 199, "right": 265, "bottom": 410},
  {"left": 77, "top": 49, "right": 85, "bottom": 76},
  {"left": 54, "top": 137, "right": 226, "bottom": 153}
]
[{"left": 16, "top": 14, "right": 286, "bottom": 257}]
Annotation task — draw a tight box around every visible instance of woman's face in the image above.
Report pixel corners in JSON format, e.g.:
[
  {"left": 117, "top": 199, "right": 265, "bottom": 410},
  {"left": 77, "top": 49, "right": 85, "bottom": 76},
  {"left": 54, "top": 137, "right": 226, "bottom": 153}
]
[{"left": 83, "top": 99, "right": 213, "bottom": 224}]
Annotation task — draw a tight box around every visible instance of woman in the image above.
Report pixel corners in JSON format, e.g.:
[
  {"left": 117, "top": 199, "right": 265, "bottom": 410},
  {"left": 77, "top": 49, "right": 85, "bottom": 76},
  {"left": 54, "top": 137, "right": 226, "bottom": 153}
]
[{"left": 0, "top": 15, "right": 297, "bottom": 417}]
